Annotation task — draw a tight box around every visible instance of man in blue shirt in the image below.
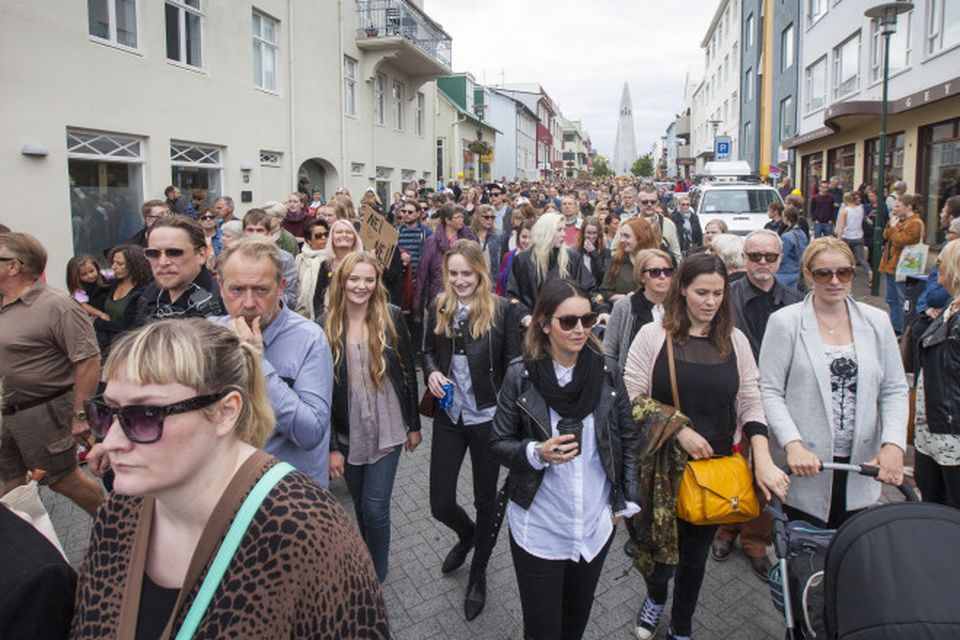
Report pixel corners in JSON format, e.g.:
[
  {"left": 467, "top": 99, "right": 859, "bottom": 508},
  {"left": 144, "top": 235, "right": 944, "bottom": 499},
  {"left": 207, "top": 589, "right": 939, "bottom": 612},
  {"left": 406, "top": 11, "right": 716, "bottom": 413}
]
[{"left": 212, "top": 236, "right": 334, "bottom": 486}]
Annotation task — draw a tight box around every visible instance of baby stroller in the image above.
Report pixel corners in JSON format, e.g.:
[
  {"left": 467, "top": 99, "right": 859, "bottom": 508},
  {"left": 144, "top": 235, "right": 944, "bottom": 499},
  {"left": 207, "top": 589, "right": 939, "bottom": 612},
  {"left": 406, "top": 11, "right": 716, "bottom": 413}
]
[{"left": 768, "top": 461, "right": 960, "bottom": 639}]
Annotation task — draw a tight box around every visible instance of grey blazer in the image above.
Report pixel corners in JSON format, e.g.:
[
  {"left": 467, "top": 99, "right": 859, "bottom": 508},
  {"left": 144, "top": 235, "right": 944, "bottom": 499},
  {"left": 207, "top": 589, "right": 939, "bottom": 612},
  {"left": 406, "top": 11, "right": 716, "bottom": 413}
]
[{"left": 758, "top": 294, "right": 908, "bottom": 521}]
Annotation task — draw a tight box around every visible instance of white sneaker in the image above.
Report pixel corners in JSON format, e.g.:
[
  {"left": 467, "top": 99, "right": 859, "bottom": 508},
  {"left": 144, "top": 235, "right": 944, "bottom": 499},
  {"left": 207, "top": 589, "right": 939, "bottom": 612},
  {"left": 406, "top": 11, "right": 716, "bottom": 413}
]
[{"left": 634, "top": 597, "right": 666, "bottom": 640}]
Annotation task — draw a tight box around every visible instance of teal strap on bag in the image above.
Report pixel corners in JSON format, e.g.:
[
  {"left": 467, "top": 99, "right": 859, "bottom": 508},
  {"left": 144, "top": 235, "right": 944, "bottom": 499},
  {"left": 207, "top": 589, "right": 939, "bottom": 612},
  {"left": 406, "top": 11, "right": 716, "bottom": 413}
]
[{"left": 174, "top": 461, "right": 295, "bottom": 639}]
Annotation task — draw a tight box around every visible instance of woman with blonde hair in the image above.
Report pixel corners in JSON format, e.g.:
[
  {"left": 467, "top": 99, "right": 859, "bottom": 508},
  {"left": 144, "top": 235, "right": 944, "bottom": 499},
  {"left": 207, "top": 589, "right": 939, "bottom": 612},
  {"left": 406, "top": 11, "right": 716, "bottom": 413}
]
[
  {"left": 332, "top": 194, "right": 358, "bottom": 221},
  {"left": 311, "top": 218, "right": 363, "bottom": 318},
  {"left": 760, "top": 237, "right": 908, "bottom": 528},
  {"left": 360, "top": 189, "right": 384, "bottom": 216},
  {"left": 575, "top": 215, "right": 610, "bottom": 287},
  {"left": 470, "top": 203, "right": 502, "bottom": 284},
  {"left": 507, "top": 211, "right": 599, "bottom": 315},
  {"left": 603, "top": 248, "right": 672, "bottom": 370},
  {"left": 423, "top": 240, "right": 526, "bottom": 620},
  {"left": 601, "top": 217, "right": 662, "bottom": 302},
  {"left": 323, "top": 252, "right": 421, "bottom": 582},
  {"left": 72, "top": 319, "right": 388, "bottom": 638}
]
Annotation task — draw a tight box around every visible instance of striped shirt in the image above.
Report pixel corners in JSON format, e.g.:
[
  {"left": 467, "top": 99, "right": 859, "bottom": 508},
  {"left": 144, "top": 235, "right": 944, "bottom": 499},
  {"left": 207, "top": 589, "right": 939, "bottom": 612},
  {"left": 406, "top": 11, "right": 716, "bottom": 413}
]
[{"left": 397, "top": 223, "right": 432, "bottom": 277}]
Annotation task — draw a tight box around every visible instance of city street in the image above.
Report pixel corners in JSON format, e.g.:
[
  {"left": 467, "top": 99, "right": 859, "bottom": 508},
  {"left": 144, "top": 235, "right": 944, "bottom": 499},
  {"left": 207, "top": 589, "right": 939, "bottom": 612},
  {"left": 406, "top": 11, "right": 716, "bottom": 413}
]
[{"left": 43, "top": 273, "right": 911, "bottom": 639}]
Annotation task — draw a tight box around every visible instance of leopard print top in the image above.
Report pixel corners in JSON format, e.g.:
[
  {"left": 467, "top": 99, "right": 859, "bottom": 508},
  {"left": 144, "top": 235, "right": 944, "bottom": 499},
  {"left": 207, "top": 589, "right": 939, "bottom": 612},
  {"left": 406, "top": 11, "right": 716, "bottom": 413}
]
[{"left": 71, "top": 464, "right": 390, "bottom": 638}]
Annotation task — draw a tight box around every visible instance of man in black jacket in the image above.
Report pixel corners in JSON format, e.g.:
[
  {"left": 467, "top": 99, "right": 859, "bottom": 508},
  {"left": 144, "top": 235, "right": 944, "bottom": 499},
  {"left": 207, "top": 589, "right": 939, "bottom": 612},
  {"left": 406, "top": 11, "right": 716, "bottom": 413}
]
[
  {"left": 713, "top": 228, "right": 802, "bottom": 580},
  {"left": 126, "top": 199, "right": 170, "bottom": 248}
]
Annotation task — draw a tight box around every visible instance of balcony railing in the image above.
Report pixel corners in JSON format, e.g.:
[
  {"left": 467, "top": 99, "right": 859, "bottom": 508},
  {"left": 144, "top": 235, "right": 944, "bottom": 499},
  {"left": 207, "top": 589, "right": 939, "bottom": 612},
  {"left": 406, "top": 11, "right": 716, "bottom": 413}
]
[{"left": 356, "top": 0, "right": 452, "bottom": 70}]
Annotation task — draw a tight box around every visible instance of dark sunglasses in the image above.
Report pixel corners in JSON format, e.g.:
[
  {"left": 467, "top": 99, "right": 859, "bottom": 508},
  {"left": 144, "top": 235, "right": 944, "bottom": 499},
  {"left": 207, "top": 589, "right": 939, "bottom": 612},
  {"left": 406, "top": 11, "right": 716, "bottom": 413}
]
[
  {"left": 643, "top": 267, "right": 674, "bottom": 278},
  {"left": 639, "top": 199, "right": 658, "bottom": 205},
  {"left": 481, "top": 215, "right": 495, "bottom": 220},
  {"left": 83, "top": 391, "right": 229, "bottom": 444},
  {"left": 313, "top": 232, "right": 328, "bottom": 239},
  {"left": 746, "top": 252, "right": 780, "bottom": 263},
  {"left": 551, "top": 312, "right": 599, "bottom": 331},
  {"left": 199, "top": 215, "right": 216, "bottom": 221},
  {"left": 809, "top": 267, "right": 856, "bottom": 284},
  {"left": 144, "top": 247, "right": 188, "bottom": 260},
  {"left": 402, "top": 209, "right": 418, "bottom": 214}
]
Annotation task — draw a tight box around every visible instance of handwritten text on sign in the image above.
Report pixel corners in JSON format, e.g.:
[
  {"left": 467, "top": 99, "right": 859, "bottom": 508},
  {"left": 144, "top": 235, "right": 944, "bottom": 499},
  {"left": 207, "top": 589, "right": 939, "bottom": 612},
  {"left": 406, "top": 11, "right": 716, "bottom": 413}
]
[{"left": 359, "top": 211, "right": 398, "bottom": 268}]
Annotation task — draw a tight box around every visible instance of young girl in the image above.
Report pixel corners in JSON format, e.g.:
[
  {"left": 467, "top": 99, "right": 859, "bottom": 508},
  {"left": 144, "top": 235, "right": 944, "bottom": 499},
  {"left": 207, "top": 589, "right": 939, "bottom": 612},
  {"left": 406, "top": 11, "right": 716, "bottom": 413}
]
[
  {"left": 66, "top": 254, "right": 110, "bottom": 321},
  {"left": 323, "top": 252, "right": 421, "bottom": 582}
]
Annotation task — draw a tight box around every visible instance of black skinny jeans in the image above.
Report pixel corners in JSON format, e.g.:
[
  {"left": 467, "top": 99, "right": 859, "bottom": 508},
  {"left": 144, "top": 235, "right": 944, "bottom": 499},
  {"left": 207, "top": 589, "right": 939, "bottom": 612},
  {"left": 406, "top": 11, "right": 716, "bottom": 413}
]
[
  {"left": 915, "top": 449, "right": 960, "bottom": 509},
  {"left": 644, "top": 519, "right": 718, "bottom": 637},
  {"left": 429, "top": 412, "right": 500, "bottom": 571},
  {"left": 510, "top": 532, "right": 613, "bottom": 640}
]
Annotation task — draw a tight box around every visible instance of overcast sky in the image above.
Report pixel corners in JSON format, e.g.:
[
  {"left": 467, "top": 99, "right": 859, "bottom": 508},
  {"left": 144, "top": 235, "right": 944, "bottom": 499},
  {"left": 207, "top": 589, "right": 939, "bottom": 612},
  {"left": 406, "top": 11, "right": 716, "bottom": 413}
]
[{"left": 425, "top": 0, "right": 719, "bottom": 159}]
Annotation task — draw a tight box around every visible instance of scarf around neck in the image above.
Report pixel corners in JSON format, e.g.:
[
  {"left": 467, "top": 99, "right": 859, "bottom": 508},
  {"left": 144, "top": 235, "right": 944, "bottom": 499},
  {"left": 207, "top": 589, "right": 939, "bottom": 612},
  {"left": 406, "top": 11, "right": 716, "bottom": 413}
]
[{"left": 526, "top": 347, "right": 604, "bottom": 421}]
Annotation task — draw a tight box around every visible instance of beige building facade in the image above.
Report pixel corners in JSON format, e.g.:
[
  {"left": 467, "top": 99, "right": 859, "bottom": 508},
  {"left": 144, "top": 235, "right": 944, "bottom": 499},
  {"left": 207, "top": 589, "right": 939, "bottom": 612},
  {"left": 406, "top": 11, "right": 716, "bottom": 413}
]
[{"left": 0, "top": 0, "right": 450, "bottom": 285}]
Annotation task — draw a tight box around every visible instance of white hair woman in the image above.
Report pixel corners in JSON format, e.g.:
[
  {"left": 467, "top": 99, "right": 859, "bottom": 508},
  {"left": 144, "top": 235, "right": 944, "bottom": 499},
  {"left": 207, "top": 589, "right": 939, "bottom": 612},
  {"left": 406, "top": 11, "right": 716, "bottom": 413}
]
[
  {"left": 710, "top": 233, "right": 746, "bottom": 281},
  {"left": 310, "top": 218, "right": 363, "bottom": 318}
]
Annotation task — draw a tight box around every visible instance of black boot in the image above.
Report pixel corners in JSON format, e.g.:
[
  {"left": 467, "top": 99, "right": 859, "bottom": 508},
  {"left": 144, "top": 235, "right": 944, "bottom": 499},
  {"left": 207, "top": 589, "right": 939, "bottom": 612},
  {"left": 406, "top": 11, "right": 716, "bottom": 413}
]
[
  {"left": 441, "top": 529, "right": 475, "bottom": 574},
  {"left": 464, "top": 566, "right": 486, "bottom": 621}
]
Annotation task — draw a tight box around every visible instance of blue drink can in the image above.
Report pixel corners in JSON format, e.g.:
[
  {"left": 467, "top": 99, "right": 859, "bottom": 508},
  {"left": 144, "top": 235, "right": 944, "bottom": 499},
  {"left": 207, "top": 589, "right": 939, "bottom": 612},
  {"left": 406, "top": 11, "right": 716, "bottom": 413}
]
[{"left": 438, "top": 383, "right": 455, "bottom": 409}]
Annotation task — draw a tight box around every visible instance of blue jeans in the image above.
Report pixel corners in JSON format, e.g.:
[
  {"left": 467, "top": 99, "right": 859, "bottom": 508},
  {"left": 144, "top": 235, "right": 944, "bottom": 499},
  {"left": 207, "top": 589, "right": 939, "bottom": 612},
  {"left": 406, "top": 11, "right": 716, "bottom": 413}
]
[
  {"left": 884, "top": 272, "right": 906, "bottom": 333},
  {"left": 341, "top": 444, "right": 401, "bottom": 582},
  {"left": 814, "top": 221, "right": 834, "bottom": 238}
]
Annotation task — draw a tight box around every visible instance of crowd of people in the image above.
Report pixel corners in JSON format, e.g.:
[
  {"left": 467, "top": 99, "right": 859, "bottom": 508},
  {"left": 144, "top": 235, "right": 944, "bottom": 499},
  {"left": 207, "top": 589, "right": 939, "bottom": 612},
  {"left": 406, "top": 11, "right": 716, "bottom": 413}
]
[{"left": 1, "top": 171, "right": 958, "bottom": 639}]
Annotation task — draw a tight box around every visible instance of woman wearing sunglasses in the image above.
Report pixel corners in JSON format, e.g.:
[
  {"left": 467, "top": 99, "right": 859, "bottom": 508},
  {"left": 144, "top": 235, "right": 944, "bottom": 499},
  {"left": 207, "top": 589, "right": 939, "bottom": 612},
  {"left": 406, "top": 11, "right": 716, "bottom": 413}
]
[
  {"left": 623, "top": 253, "right": 787, "bottom": 640},
  {"left": 422, "top": 240, "right": 525, "bottom": 621},
  {"left": 323, "top": 252, "right": 421, "bottom": 582},
  {"left": 490, "top": 278, "right": 640, "bottom": 640},
  {"left": 759, "top": 237, "right": 908, "bottom": 529},
  {"left": 469, "top": 203, "right": 502, "bottom": 285},
  {"left": 294, "top": 219, "right": 329, "bottom": 319},
  {"left": 603, "top": 249, "right": 672, "bottom": 371},
  {"left": 72, "top": 319, "right": 389, "bottom": 638}
]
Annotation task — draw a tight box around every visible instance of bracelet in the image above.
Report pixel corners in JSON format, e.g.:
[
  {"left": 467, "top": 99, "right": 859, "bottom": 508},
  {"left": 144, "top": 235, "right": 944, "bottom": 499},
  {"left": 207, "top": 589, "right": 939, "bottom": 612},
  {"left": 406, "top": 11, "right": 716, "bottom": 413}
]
[{"left": 534, "top": 442, "right": 547, "bottom": 465}]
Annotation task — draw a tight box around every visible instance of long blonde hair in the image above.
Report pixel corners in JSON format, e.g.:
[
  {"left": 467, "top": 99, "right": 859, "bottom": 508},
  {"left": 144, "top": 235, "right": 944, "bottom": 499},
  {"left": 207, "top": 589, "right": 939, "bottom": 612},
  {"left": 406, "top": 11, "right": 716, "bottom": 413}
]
[
  {"left": 103, "top": 319, "right": 273, "bottom": 447},
  {"left": 325, "top": 252, "right": 398, "bottom": 388},
  {"left": 530, "top": 212, "right": 568, "bottom": 281},
  {"left": 434, "top": 239, "right": 497, "bottom": 338}
]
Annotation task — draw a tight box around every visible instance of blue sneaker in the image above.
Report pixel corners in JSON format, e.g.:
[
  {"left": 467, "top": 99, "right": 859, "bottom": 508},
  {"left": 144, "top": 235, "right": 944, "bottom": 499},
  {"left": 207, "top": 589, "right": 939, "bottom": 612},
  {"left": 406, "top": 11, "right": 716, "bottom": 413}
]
[{"left": 634, "top": 597, "right": 665, "bottom": 639}]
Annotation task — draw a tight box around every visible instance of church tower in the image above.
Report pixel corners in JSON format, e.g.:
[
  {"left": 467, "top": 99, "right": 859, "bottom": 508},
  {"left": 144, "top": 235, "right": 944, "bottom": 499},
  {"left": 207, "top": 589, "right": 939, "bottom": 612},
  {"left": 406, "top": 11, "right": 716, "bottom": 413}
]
[{"left": 612, "top": 82, "right": 637, "bottom": 175}]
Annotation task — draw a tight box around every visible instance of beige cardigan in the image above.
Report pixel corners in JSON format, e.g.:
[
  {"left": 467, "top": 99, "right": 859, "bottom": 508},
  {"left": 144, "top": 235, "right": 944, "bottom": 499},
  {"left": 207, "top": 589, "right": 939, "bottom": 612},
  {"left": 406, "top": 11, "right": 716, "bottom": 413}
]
[{"left": 623, "top": 321, "right": 766, "bottom": 447}]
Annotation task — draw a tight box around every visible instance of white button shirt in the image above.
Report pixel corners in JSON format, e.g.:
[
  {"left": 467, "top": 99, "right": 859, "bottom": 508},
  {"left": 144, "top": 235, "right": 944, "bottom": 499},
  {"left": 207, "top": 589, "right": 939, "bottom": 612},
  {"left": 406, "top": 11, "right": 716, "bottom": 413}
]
[{"left": 507, "top": 363, "right": 614, "bottom": 562}]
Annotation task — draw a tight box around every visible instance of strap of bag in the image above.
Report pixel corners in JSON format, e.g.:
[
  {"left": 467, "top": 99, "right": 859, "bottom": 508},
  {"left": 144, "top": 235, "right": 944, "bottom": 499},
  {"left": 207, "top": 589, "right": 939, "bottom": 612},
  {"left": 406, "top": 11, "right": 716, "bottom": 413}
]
[
  {"left": 174, "top": 461, "right": 295, "bottom": 639},
  {"left": 666, "top": 337, "right": 681, "bottom": 411}
]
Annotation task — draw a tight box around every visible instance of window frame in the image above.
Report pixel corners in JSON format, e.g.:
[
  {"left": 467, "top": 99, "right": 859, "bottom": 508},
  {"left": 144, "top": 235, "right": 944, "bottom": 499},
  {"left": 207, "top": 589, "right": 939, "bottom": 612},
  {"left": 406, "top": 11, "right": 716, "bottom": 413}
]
[
  {"left": 781, "top": 23, "right": 795, "bottom": 71},
  {"left": 415, "top": 92, "right": 425, "bottom": 137},
  {"left": 746, "top": 13, "right": 755, "bottom": 49},
  {"left": 804, "top": 55, "right": 828, "bottom": 113},
  {"left": 374, "top": 73, "right": 386, "bottom": 127},
  {"left": 252, "top": 10, "right": 279, "bottom": 93},
  {"left": 832, "top": 30, "right": 861, "bottom": 101},
  {"left": 87, "top": 0, "right": 139, "bottom": 50},
  {"left": 807, "top": 0, "right": 827, "bottom": 28},
  {"left": 165, "top": 0, "right": 204, "bottom": 69},
  {"left": 392, "top": 81, "right": 405, "bottom": 131},
  {"left": 745, "top": 67, "right": 753, "bottom": 102},
  {"left": 779, "top": 95, "right": 794, "bottom": 140},
  {"left": 869, "top": 11, "right": 912, "bottom": 83},
  {"left": 343, "top": 56, "right": 357, "bottom": 117}
]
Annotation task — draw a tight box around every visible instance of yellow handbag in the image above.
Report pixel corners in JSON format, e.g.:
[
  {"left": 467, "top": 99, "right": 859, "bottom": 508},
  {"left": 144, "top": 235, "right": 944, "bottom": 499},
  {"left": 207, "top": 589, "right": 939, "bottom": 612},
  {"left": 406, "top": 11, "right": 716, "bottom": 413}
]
[{"left": 665, "top": 338, "right": 760, "bottom": 525}]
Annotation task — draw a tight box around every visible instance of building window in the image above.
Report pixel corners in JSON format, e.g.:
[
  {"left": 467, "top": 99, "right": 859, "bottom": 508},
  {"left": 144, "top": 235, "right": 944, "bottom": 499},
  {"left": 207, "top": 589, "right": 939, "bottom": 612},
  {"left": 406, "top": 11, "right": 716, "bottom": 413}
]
[
  {"left": 392, "top": 82, "right": 405, "bottom": 130},
  {"left": 807, "top": 0, "right": 827, "bottom": 27},
  {"left": 870, "top": 12, "right": 911, "bottom": 82},
  {"left": 165, "top": 0, "right": 202, "bottom": 67},
  {"left": 87, "top": 0, "right": 137, "bottom": 48},
  {"left": 374, "top": 166, "right": 392, "bottom": 205},
  {"left": 827, "top": 143, "right": 856, "bottom": 192},
  {"left": 745, "top": 68, "right": 753, "bottom": 101},
  {"left": 374, "top": 73, "right": 386, "bottom": 126},
  {"left": 805, "top": 55, "right": 827, "bottom": 112},
  {"left": 781, "top": 24, "right": 794, "bottom": 71},
  {"left": 746, "top": 13, "right": 755, "bottom": 48},
  {"left": 863, "top": 132, "right": 905, "bottom": 191},
  {"left": 926, "top": 0, "right": 960, "bottom": 56},
  {"left": 832, "top": 31, "right": 861, "bottom": 100},
  {"left": 252, "top": 11, "right": 278, "bottom": 92},
  {"left": 415, "top": 92, "right": 424, "bottom": 136},
  {"left": 779, "top": 96, "right": 794, "bottom": 140},
  {"left": 259, "top": 150, "right": 282, "bottom": 167},
  {"left": 743, "top": 121, "right": 753, "bottom": 153},
  {"left": 170, "top": 140, "right": 222, "bottom": 201},
  {"left": 67, "top": 129, "right": 144, "bottom": 258},
  {"left": 350, "top": 162, "right": 364, "bottom": 176},
  {"left": 343, "top": 56, "right": 357, "bottom": 117}
]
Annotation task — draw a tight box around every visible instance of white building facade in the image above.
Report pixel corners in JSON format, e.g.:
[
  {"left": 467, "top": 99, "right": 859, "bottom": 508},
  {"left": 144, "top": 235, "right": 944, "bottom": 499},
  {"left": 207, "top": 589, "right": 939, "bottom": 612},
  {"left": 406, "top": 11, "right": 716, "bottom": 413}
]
[
  {"left": 689, "top": 0, "right": 742, "bottom": 171},
  {"left": 1, "top": 0, "right": 450, "bottom": 284},
  {"left": 487, "top": 90, "right": 538, "bottom": 182}
]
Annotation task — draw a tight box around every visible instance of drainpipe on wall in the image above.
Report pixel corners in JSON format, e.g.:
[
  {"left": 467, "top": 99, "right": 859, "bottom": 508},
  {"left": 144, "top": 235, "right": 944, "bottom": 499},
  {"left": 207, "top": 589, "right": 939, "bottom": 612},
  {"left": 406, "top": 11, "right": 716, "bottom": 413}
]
[
  {"left": 338, "top": 0, "right": 346, "bottom": 194},
  {"left": 288, "top": 0, "right": 297, "bottom": 191}
]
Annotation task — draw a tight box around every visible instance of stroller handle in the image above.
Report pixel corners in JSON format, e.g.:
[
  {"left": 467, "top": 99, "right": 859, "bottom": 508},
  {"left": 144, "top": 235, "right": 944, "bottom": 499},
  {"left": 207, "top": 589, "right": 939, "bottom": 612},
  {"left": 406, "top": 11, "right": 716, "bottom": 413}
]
[{"left": 767, "top": 460, "right": 919, "bottom": 514}]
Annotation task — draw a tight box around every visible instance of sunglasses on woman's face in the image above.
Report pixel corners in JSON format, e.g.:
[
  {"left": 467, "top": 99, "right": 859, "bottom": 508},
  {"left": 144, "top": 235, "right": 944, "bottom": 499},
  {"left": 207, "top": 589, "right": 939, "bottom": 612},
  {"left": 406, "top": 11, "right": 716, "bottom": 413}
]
[
  {"left": 83, "top": 391, "right": 229, "bottom": 444},
  {"left": 313, "top": 231, "right": 328, "bottom": 239},
  {"left": 643, "top": 267, "right": 674, "bottom": 279},
  {"left": 809, "top": 267, "right": 856, "bottom": 284},
  {"left": 199, "top": 215, "right": 216, "bottom": 221},
  {"left": 551, "top": 312, "right": 599, "bottom": 331}
]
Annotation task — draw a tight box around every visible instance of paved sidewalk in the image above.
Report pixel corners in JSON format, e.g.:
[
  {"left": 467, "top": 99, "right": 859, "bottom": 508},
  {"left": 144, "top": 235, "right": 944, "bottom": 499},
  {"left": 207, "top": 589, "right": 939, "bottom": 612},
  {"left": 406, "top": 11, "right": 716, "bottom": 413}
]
[{"left": 41, "top": 269, "right": 906, "bottom": 639}]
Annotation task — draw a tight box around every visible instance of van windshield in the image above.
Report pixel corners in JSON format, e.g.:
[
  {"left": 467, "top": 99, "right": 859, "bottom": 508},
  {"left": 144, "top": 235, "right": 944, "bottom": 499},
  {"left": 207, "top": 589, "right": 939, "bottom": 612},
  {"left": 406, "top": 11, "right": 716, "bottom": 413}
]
[{"left": 700, "top": 189, "right": 779, "bottom": 214}]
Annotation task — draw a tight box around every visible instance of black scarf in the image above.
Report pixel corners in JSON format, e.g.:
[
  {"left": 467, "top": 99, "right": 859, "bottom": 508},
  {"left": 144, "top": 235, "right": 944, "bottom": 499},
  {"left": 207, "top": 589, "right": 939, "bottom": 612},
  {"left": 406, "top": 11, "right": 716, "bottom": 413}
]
[{"left": 526, "top": 347, "right": 604, "bottom": 421}]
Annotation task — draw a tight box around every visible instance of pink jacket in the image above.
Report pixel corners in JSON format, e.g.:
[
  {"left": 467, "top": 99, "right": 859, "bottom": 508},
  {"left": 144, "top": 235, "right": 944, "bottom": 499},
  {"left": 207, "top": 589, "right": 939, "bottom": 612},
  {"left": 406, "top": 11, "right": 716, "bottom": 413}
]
[{"left": 623, "top": 321, "right": 765, "bottom": 446}]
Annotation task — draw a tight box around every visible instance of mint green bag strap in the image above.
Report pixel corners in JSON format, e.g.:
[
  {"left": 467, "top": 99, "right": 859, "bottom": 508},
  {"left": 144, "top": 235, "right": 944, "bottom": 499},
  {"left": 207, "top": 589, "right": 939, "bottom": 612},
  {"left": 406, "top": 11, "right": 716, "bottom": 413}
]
[{"left": 174, "top": 461, "right": 295, "bottom": 640}]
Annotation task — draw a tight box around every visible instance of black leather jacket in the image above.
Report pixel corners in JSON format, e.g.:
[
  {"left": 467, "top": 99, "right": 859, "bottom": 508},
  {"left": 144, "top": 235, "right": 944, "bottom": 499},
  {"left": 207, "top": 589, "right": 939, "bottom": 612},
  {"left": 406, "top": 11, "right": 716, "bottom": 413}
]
[
  {"left": 422, "top": 296, "right": 527, "bottom": 410},
  {"left": 489, "top": 356, "right": 640, "bottom": 511},
  {"left": 126, "top": 267, "right": 223, "bottom": 330},
  {"left": 325, "top": 305, "right": 421, "bottom": 450},
  {"left": 506, "top": 247, "right": 600, "bottom": 311},
  {"left": 920, "top": 308, "right": 960, "bottom": 435}
]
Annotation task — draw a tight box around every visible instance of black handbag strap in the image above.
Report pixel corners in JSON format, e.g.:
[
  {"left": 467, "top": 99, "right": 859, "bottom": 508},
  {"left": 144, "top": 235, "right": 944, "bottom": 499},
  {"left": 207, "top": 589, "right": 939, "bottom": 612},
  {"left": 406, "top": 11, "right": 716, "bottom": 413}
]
[{"left": 666, "top": 337, "right": 681, "bottom": 411}]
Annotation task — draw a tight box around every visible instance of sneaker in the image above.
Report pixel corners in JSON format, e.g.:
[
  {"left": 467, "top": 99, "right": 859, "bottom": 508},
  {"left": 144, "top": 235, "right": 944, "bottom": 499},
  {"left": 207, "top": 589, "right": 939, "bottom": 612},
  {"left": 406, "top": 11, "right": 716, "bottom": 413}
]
[
  {"left": 634, "top": 597, "right": 666, "bottom": 640},
  {"left": 667, "top": 627, "right": 692, "bottom": 640}
]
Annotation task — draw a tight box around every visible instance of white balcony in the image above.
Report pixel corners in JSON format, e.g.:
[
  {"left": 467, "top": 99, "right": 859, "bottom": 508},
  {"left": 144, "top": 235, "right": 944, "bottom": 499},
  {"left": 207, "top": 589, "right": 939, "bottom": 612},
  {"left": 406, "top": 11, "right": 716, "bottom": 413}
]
[{"left": 356, "top": 0, "right": 452, "bottom": 79}]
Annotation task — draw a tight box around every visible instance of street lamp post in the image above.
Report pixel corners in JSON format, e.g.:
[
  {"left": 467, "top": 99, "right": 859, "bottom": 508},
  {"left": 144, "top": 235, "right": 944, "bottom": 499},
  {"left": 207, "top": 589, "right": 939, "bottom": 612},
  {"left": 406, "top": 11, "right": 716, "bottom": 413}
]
[{"left": 865, "top": 1, "right": 913, "bottom": 296}]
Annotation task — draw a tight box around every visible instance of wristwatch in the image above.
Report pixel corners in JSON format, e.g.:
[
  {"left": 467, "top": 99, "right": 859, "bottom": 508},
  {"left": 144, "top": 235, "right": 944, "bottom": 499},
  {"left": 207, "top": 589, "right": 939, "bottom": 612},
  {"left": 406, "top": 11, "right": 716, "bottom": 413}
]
[{"left": 74, "top": 411, "right": 87, "bottom": 422}]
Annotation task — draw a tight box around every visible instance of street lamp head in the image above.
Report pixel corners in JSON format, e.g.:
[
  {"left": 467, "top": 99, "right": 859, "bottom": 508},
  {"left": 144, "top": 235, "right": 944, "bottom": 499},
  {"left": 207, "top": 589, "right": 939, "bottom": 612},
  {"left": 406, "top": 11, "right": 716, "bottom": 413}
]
[{"left": 865, "top": 1, "right": 914, "bottom": 36}]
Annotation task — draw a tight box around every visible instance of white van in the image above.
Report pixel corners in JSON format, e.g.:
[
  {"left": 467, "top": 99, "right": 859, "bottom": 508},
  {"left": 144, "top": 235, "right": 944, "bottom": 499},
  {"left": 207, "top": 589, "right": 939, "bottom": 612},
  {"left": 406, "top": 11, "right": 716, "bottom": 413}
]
[{"left": 694, "top": 162, "right": 783, "bottom": 235}]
